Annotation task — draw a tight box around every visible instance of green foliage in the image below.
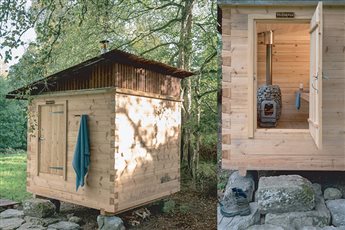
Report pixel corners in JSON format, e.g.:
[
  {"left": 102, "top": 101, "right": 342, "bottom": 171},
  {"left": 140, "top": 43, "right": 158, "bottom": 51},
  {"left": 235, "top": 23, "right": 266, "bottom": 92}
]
[
  {"left": 217, "top": 169, "right": 231, "bottom": 191},
  {"left": 195, "top": 161, "right": 217, "bottom": 196},
  {"left": 162, "top": 199, "right": 176, "bottom": 214},
  {"left": 179, "top": 204, "right": 190, "bottom": 214},
  {"left": 3, "top": 0, "right": 218, "bottom": 182},
  {"left": 0, "top": 152, "right": 31, "bottom": 201},
  {"left": 0, "top": 78, "right": 27, "bottom": 150}
]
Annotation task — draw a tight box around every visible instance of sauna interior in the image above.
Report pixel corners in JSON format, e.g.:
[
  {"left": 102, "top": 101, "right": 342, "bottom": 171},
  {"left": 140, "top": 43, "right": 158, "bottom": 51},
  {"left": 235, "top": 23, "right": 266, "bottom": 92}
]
[{"left": 256, "top": 22, "right": 310, "bottom": 129}]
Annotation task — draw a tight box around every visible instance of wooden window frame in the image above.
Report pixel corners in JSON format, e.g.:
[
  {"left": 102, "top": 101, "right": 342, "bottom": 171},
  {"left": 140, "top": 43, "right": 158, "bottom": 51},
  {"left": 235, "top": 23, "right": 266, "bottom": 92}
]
[
  {"left": 36, "top": 100, "right": 68, "bottom": 180},
  {"left": 247, "top": 15, "right": 311, "bottom": 138}
]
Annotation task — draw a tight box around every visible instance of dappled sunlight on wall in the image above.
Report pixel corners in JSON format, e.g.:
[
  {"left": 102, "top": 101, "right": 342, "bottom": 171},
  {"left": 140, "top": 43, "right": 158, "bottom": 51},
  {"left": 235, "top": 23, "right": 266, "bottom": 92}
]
[
  {"left": 114, "top": 93, "right": 181, "bottom": 208},
  {"left": 115, "top": 94, "right": 180, "bottom": 177}
]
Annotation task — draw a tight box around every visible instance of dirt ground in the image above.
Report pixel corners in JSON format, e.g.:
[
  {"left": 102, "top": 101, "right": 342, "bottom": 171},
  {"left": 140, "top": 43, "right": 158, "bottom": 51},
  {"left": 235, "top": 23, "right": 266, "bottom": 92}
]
[{"left": 59, "top": 180, "right": 217, "bottom": 230}]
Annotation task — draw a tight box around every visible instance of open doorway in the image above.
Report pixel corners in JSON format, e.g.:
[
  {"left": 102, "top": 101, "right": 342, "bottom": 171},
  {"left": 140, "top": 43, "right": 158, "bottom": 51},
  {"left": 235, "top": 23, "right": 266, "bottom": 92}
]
[{"left": 256, "top": 22, "right": 310, "bottom": 129}]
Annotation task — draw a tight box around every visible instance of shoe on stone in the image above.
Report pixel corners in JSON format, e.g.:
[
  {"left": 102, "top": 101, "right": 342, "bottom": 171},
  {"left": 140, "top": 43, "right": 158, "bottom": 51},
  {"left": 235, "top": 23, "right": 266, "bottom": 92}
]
[
  {"left": 232, "top": 187, "right": 247, "bottom": 199},
  {"left": 220, "top": 200, "right": 251, "bottom": 217},
  {"left": 220, "top": 189, "right": 251, "bottom": 217}
]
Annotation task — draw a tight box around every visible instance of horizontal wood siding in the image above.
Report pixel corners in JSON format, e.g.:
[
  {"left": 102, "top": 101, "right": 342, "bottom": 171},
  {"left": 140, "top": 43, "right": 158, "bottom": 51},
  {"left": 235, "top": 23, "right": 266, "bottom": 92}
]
[
  {"left": 27, "top": 92, "right": 116, "bottom": 212},
  {"left": 221, "top": 5, "right": 345, "bottom": 171},
  {"left": 114, "top": 93, "right": 181, "bottom": 212},
  {"left": 322, "top": 6, "right": 345, "bottom": 155},
  {"left": 52, "top": 62, "right": 180, "bottom": 98}
]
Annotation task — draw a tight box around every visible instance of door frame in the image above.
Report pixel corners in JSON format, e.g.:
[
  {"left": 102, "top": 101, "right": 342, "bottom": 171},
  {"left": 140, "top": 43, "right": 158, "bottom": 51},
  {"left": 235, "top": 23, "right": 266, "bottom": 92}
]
[
  {"left": 36, "top": 100, "right": 68, "bottom": 180},
  {"left": 247, "top": 14, "right": 312, "bottom": 138}
]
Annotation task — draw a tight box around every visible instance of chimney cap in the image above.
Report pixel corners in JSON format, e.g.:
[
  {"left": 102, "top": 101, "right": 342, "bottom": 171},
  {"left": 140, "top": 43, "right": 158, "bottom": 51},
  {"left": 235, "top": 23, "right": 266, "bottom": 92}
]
[{"left": 100, "top": 39, "right": 110, "bottom": 44}]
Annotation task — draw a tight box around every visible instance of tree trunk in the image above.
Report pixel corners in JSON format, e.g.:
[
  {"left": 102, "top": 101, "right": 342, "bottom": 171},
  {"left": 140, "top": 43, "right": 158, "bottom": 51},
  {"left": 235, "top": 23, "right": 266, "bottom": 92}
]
[
  {"left": 217, "top": 33, "right": 222, "bottom": 171},
  {"left": 178, "top": 0, "right": 195, "bottom": 174},
  {"left": 193, "top": 74, "right": 201, "bottom": 179}
]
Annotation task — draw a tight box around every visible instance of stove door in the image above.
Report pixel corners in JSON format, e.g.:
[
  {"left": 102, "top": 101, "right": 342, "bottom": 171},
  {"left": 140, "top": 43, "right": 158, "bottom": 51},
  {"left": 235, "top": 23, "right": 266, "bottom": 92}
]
[{"left": 309, "top": 1, "right": 323, "bottom": 149}]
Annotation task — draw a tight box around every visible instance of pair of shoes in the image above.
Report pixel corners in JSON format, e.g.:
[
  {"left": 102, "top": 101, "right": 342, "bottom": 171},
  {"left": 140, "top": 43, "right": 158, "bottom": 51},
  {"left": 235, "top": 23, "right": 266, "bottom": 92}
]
[{"left": 220, "top": 187, "right": 251, "bottom": 217}]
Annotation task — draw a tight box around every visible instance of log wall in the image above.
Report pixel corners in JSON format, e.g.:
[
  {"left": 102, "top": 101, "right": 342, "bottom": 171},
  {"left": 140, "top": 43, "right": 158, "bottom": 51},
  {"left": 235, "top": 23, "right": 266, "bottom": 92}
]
[
  {"left": 114, "top": 92, "right": 181, "bottom": 212},
  {"left": 27, "top": 91, "right": 116, "bottom": 212}
]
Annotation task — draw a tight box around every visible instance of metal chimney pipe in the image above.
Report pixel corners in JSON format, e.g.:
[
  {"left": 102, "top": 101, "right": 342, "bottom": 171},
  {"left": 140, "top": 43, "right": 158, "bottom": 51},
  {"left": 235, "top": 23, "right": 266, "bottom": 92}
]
[
  {"left": 264, "top": 30, "right": 274, "bottom": 85},
  {"left": 100, "top": 40, "right": 110, "bottom": 54}
]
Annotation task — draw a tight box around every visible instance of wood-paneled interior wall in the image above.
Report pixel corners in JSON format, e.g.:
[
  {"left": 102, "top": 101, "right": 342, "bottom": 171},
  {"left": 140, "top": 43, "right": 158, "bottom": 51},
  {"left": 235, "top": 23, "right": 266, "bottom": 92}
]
[
  {"left": 114, "top": 93, "right": 181, "bottom": 212},
  {"left": 27, "top": 92, "right": 116, "bottom": 212},
  {"left": 52, "top": 62, "right": 180, "bottom": 98},
  {"left": 221, "top": 5, "right": 345, "bottom": 171},
  {"left": 257, "top": 23, "right": 310, "bottom": 123}
]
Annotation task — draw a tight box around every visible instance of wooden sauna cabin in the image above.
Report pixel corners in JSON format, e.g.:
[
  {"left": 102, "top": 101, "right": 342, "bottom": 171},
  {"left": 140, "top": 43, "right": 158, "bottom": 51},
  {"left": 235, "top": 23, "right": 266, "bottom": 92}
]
[
  {"left": 218, "top": 0, "right": 345, "bottom": 173},
  {"left": 6, "top": 49, "right": 193, "bottom": 214}
]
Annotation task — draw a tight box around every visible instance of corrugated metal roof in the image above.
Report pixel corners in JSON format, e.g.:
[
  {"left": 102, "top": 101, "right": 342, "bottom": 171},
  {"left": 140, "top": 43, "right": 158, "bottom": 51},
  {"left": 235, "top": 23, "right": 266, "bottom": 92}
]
[
  {"left": 218, "top": 0, "right": 345, "bottom": 6},
  {"left": 6, "top": 49, "right": 193, "bottom": 99}
]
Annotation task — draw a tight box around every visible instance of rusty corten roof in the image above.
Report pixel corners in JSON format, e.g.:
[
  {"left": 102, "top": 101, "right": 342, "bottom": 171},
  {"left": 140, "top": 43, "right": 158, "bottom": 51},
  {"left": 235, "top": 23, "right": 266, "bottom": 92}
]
[{"left": 6, "top": 49, "right": 193, "bottom": 99}]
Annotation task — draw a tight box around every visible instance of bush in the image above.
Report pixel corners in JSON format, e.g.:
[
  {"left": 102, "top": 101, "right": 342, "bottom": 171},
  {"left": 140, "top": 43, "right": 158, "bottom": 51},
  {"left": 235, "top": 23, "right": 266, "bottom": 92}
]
[
  {"left": 162, "top": 199, "right": 176, "bottom": 214},
  {"left": 195, "top": 162, "right": 217, "bottom": 197},
  {"left": 0, "top": 78, "right": 27, "bottom": 150}
]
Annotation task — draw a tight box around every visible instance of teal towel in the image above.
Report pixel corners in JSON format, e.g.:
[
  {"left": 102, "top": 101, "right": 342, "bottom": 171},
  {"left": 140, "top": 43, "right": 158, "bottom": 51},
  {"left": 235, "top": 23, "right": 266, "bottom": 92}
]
[
  {"left": 295, "top": 91, "right": 301, "bottom": 110},
  {"left": 72, "top": 115, "right": 90, "bottom": 191}
]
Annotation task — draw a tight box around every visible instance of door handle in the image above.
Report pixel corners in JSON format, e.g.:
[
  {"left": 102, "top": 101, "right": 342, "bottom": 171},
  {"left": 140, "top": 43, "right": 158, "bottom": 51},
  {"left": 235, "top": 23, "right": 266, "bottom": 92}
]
[{"left": 39, "top": 137, "right": 45, "bottom": 141}]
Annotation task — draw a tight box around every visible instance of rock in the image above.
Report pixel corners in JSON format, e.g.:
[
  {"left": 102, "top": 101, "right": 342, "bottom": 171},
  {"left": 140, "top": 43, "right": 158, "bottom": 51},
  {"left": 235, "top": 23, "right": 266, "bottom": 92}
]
[
  {"left": 17, "top": 223, "right": 47, "bottom": 230},
  {"left": 47, "top": 221, "right": 80, "bottom": 230},
  {"left": 43, "top": 218, "right": 61, "bottom": 226},
  {"left": 313, "top": 183, "right": 323, "bottom": 197},
  {"left": 247, "top": 224, "right": 284, "bottom": 230},
  {"left": 49, "top": 199, "right": 61, "bottom": 213},
  {"left": 25, "top": 216, "right": 46, "bottom": 226},
  {"left": 301, "top": 227, "right": 345, "bottom": 230},
  {"left": 23, "top": 199, "right": 56, "bottom": 218},
  {"left": 326, "top": 199, "right": 345, "bottom": 226},
  {"left": 0, "top": 217, "right": 25, "bottom": 230},
  {"left": 324, "top": 188, "right": 342, "bottom": 200},
  {"left": 217, "top": 202, "right": 260, "bottom": 230},
  {"left": 223, "top": 171, "right": 255, "bottom": 203},
  {"left": 97, "top": 215, "right": 125, "bottom": 230},
  {"left": 24, "top": 216, "right": 60, "bottom": 227},
  {"left": 68, "top": 216, "right": 82, "bottom": 224},
  {"left": 257, "top": 175, "right": 315, "bottom": 214},
  {"left": 66, "top": 214, "right": 74, "bottom": 219},
  {"left": 0, "top": 209, "right": 24, "bottom": 219},
  {"left": 265, "top": 197, "right": 330, "bottom": 229}
]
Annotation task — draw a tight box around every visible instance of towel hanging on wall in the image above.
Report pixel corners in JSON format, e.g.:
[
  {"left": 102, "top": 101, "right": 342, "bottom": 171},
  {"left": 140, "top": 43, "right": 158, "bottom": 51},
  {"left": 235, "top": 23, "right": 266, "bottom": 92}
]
[
  {"left": 72, "top": 114, "right": 90, "bottom": 191},
  {"left": 295, "top": 91, "right": 301, "bottom": 110}
]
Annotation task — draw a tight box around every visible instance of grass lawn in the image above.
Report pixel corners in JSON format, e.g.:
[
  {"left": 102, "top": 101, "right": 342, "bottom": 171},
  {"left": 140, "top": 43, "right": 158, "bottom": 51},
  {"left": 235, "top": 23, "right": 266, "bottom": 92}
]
[{"left": 0, "top": 152, "right": 31, "bottom": 202}]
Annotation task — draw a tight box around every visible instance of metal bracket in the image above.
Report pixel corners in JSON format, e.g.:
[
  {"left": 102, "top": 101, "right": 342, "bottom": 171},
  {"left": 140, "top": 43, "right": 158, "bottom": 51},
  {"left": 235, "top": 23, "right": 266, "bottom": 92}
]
[{"left": 49, "top": 166, "right": 63, "bottom": 170}]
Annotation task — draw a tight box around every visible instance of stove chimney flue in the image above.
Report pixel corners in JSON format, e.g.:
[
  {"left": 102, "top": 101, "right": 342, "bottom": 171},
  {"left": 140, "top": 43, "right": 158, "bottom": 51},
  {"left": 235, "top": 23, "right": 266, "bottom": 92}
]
[
  {"left": 264, "top": 30, "right": 274, "bottom": 85},
  {"left": 100, "top": 40, "right": 110, "bottom": 54}
]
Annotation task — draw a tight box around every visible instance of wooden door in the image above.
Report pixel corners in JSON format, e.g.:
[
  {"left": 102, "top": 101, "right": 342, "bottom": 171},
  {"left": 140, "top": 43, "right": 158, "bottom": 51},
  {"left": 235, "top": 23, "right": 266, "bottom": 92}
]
[
  {"left": 309, "top": 2, "right": 323, "bottom": 149},
  {"left": 38, "top": 103, "right": 66, "bottom": 176}
]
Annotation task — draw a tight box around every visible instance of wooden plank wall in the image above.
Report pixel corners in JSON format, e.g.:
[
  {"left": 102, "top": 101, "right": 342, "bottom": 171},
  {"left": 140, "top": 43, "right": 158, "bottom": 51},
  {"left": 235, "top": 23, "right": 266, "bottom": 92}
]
[
  {"left": 38, "top": 104, "right": 66, "bottom": 176},
  {"left": 114, "top": 93, "right": 181, "bottom": 212},
  {"left": 257, "top": 23, "right": 310, "bottom": 123},
  {"left": 27, "top": 92, "right": 116, "bottom": 212},
  {"left": 322, "top": 6, "right": 345, "bottom": 155},
  {"left": 53, "top": 62, "right": 180, "bottom": 98},
  {"left": 221, "top": 5, "right": 345, "bottom": 171}
]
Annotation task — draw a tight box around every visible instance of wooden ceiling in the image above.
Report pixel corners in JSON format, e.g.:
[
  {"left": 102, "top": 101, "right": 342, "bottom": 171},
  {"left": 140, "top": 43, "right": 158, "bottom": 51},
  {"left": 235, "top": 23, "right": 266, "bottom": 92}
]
[{"left": 256, "top": 23, "right": 310, "bottom": 34}]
